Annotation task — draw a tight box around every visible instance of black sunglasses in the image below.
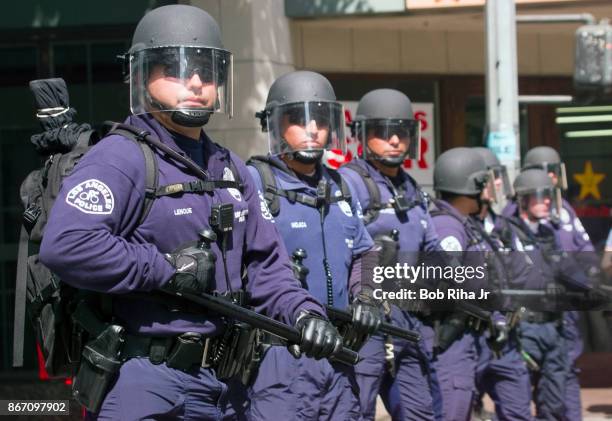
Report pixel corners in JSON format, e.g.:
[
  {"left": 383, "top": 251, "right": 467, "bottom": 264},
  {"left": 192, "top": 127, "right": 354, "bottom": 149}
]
[
  {"left": 370, "top": 124, "right": 411, "bottom": 140},
  {"left": 285, "top": 106, "right": 331, "bottom": 127}
]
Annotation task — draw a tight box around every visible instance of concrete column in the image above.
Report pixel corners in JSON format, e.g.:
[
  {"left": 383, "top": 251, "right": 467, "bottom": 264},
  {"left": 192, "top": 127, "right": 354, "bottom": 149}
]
[{"left": 189, "top": 0, "right": 295, "bottom": 159}]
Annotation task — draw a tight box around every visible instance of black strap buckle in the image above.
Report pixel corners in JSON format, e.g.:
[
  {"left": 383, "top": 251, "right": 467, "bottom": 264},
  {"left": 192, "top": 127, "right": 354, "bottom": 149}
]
[
  {"left": 285, "top": 190, "right": 297, "bottom": 203},
  {"left": 23, "top": 204, "right": 42, "bottom": 234},
  {"left": 187, "top": 180, "right": 204, "bottom": 192}
]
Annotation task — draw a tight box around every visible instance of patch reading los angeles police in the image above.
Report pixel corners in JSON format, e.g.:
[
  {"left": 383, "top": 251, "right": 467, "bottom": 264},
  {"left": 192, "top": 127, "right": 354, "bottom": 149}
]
[
  {"left": 440, "top": 236, "right": 462, "bottom": 252},
  {"left": 66, "top": 179, "right": 114, "bottom": 215},
  {"left": 258, "top": 191, "right": 273, "bottom": 220},
  {"left": 223, "top": 167, "right": 242, "bottom": 202}
]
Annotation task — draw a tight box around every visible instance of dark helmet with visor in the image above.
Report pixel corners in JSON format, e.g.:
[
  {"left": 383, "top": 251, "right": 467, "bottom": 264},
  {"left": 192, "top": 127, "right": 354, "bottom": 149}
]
[
  {"left": 522, "top": 146, "right": 567, "bottom": 190},
  {"left": 256, "top": 71, "right": 346, "bottom": 164},
  {"left": 434, "top": 147, "right": 492, "bottom": 196},
  {"left": 352, "top": 89, "right": 420, "bottom": 167},
  {"left": 513, "top": 168, "right": 561, "bottom": 218},
  {"left": 125, "top": 5, "right": 233, "bottom": 127},
  {"left": 473, "top": 147, "right": 514, "bottom": 201}
]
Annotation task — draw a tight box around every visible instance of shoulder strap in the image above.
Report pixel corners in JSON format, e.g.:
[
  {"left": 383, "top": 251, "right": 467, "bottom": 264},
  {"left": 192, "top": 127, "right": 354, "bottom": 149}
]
[
  {"left": 404, "top": 172, "right": 430, "bottom": 211},
  {"left": 246, "top": 156, "right": 352, "bottom": 215},
  {"left": 75, "top": 129, "right": 99, "bottom": 149},
  {"left": 105, "top": 124, "right": 158, "bottom": 224},
  {"left": 344, "top": 161, "right": 381, "bottom": 225},
  {"left": 505, "top": 216, "right": 535, "bottom": 246},
  {"left": 325, "top": 168, "right": 352, "bottom": 204},
  {"left": 228, "top": 157, "right": 244, "bottom": 193},
  {"left": 247, "top": 155, "right": 281, "bottom": 216},
  {"left": 105, "top": 122, "right": 245, "bottom": 219},
  {"left": 430, "top": 201, "right": 481, "bottom": 246},
  {"left": 428, "top": 201, "right": 447, "bottom": 220},
  {"left": 11, "top": 226, "right": 29, "bottom": 367}
]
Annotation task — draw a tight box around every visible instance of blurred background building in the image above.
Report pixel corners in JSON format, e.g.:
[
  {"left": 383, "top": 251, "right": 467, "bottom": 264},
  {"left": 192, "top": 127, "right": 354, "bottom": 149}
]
[{"left": 0, "top": 0, "right": 610, "bottom": 377}]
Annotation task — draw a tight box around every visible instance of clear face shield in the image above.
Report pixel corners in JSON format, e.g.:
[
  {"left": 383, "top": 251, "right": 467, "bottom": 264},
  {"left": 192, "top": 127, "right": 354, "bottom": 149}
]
[
  {"left": 483, "top": 165, "right": 514, "bottom": 209},
  {"left": 545, "top": 162, "right": 568, "bottom": 190},
  {"left": 129, "top": 46, "right": 233, "bottom": 119},
  {"left": 480, "top": 170, "right": 499, "bottom": 205},
  {"left": 265, "top": 101, "right": 346, "bottom": 156},
  {"left": 518, "top": 187, "right": 562, "bottom": 220},
  {"left": 526, "top": 162, "right": 568, "bottom": 190},
  {"left": 356, "top": 119, "right": 421, "bottom": 161}
]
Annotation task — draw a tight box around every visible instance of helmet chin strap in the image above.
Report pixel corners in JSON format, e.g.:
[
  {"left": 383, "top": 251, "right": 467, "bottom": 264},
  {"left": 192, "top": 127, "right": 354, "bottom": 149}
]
[
  {"left": 475, "top": 194, "right": 485, "bottom": 215},
  {"left": 147, "top": 92, "right": 212, "bottom": 127},
  {"left": 367, "top": 148, "right": 406, "bottom": 168},
  {"left": 291, "top": 149, "right": 324, "bottom": 164},
  {"left": 171, "top": 109, "right": 211, "bottom": 127}
]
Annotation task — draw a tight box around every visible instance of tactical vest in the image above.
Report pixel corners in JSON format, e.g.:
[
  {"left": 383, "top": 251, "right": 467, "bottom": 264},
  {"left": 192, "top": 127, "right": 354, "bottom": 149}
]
[
  {"left": 343, "top": 161, "right": 428, "bottom": 225},
  {"left": 247, "top": 155, "right": 351, "bottom": 216}
]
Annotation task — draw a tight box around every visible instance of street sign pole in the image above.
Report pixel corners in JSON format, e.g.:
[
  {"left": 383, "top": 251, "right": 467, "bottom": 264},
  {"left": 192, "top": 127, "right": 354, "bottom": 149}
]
[{"left": 485, "top": 0, "right": 521, "bottom": 183}]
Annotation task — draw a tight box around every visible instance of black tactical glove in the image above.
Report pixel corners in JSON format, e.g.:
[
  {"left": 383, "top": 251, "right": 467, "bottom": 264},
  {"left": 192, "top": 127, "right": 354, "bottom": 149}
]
[
  {"left": 343, "top": 294, "right": 384, "bottom": 350},
  {"left": 288, "top": 310, "right": 342, "bottom": 360},
  {"left": 487, "top": 320, "right": 509, "bottom": 353},
  {"left": 163, "top": 244, "right": 216, "bottom": 294}
]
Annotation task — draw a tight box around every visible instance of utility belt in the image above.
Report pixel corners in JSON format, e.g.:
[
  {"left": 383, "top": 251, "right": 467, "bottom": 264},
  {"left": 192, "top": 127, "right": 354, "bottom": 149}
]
[
  {"left": 418, "top": 312, "right": 489, "bottom": 334},
  {"left": 121, "top": 332, "right": 223, "bottom": 371},
  {"left": 71, "top": 292, "right": 260, "bottom": 413},
  {"left": 429, "top": 312, "right": 489, "bottom": 354},
  {"left": 522, "top": 311, "right": 563, "bottom": 324}
]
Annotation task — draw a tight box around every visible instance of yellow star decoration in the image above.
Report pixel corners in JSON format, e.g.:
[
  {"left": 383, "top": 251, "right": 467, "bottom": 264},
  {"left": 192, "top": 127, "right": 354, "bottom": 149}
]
[{"left": 573, "top": 161, "right": 605, "bottom": 200}]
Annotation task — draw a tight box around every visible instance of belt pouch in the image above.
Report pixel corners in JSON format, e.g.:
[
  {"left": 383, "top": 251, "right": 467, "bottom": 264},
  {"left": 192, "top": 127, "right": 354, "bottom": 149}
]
[{"left": 72, "top": 324, "right": 125, "bottom": 413}]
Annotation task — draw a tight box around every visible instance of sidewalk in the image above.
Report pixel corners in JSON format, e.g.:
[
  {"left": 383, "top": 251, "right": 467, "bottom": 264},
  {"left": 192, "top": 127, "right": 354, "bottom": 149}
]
[{"left": 375, "top": 388, "right": 612, "bottom": 420}]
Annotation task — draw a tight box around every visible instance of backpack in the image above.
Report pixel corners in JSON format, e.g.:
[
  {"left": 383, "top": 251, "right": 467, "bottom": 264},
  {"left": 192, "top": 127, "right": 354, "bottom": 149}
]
[
  {"left": 247, "top": 155, "right": 352, "bottom": 216},
  {"left": 12, "top": 124, "right": 159, "bottom": 378},
  {"left": 343, "top": 161, "right": 428, "bottom": 225}
]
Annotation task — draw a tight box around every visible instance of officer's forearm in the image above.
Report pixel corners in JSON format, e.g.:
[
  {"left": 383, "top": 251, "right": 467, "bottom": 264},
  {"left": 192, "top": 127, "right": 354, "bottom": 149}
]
[
  {"left": 40, "top": 229, "right": 174, "bottom": 293},
  {"left": 162, "top": 289, "right": 359, "bottom": 365},
  {"left": 348, "top": 248, "right": 379, "bottom": 299}
]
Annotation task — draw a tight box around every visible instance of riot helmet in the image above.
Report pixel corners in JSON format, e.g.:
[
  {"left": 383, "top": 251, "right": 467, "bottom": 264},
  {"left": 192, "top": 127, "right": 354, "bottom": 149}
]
[
  {"left": 434, "top": 147, "right": 491, "bottom": 196},
  {"left": 256, "top": 71, "right": 345, "bottom": 164},
  {"left": 514, "top": 168, "right": 561, "bottom": 220},
  {"left": 125, "top": 5, "right": 233, "bottom": 127},
  {"left": 473, "top": 147, "right": 513, "bottom": 203},
  {"left": 352, "top": 89, "right": 420, "bottom": 167},
  {"left": 522, "top": 146, "right": 567, "bottom": 190}
]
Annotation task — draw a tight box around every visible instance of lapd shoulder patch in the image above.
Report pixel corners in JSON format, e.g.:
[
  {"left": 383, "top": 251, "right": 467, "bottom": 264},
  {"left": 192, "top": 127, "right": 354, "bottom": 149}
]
[
  {"left": 66, "top": 179, "right": 114, "bottom": 215},
  {"left": 338, "top": 200, "right": 353, "bottom": 217},
  {"left": 440, "top": 236, "right": 463, "bottom": 252},
  {"left": 223, "top": 167, "right": 242, "bottom": 202},
  {"left": 258, "top": 191, "right": 273, "bottom": 221},
  {"left": 560, "top": 207, "right": 571, "bottom": 224}
]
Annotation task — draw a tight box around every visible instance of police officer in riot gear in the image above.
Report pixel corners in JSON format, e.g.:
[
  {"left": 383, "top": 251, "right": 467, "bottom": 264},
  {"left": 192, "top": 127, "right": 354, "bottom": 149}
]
[
  {"left": 40, "top": 6, "right": 342, "bottom": 420},
  {"left": 223, "top": 70, "right": 379, "bottom": 420},
  {"left": 471, "top": 147, "right": 533, "bottom": 421},
  {"left": 339, "top": 88, "right": 440, "bottom": 420},
  {"left": 503, "top": 168, "right": 574, "bottom": 421},
  {"left": 521, "top": 146, "right": 596, "bottom": 420},
  {"left": 429, "top": 147, "right": 497, "bottom": 421},
  {"left": 522, "top": 146, "right": 568, "bottom": 192}
]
